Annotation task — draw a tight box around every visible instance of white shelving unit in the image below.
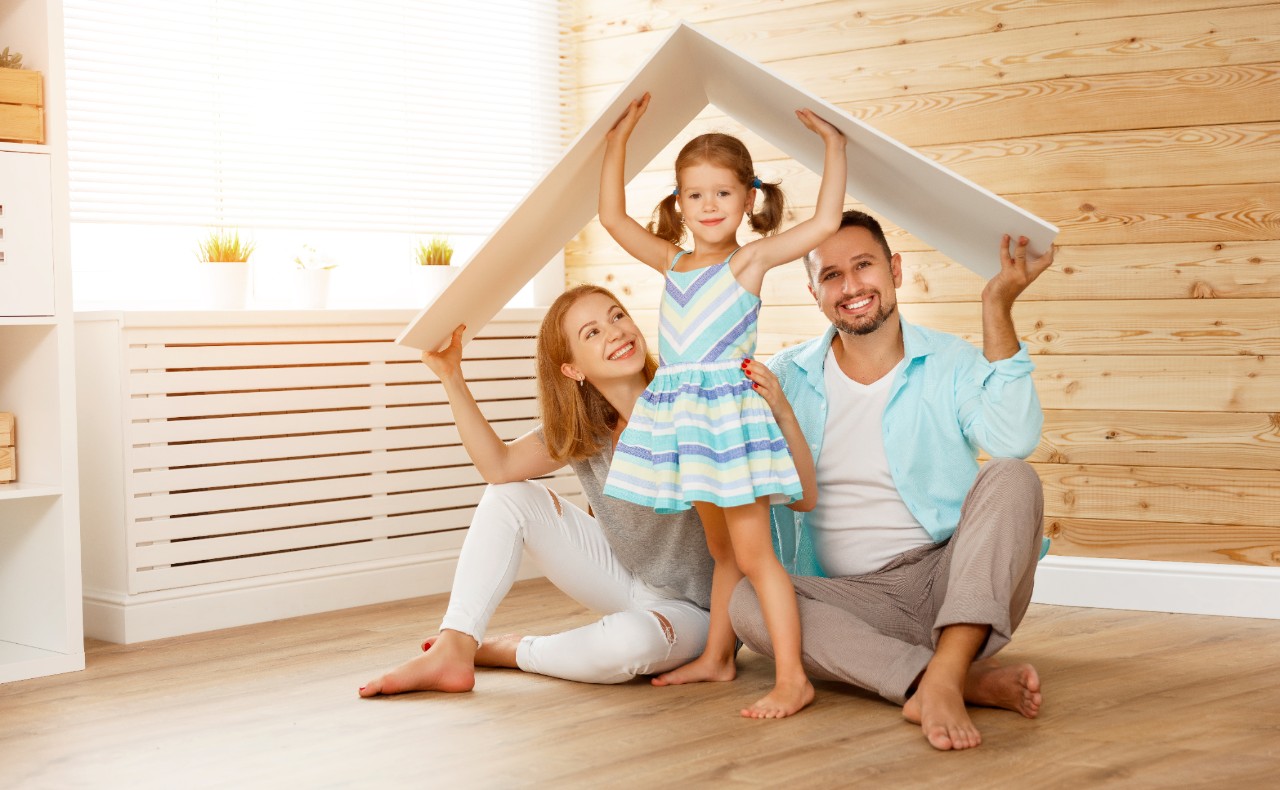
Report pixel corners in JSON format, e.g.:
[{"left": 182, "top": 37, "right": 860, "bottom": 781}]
[{"left": 0, "top": 0, "right": 85, "bottom": 683}]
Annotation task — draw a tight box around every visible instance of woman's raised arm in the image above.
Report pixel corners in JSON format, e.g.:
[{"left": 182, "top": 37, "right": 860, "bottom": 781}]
[{"left": 423, "top": 325, "right": 563, "bottom": 483}]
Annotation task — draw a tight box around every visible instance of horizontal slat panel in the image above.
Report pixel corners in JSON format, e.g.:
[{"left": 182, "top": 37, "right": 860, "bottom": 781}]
[
  {"left": 132, "top": 444, "right": 479, "bottom": 500},
  {"left": 1022, "top": 183, "right": 1280, "bottom": 245},
  {"left": 136, "top": 507, "right": 480, "bottom": 567},
  {"left": 132, "top": 472, "right": 582, "bottom": 542},
  {"left": 1032, "top": 410, "right": 1280, "bottom": 470},
  {"left": 130, "top": 418, "right": 539, "bottom": 470},
  {"left": 132, "top": 528, "right": 469, "bottom": 592},
  {"left": 120, "top": 317, "right": 541, "bottom": 346},
  {"left": 574, "top": 6, "right": 1280, "bottom": 112},
  {"left": 621, "top": 122, "right": 1280, "bottom": 201},
  {"left": 845, "top": 63, "right": 1280, "bottom": 147},
  {"left": 127, "top": 357, "right": 535, "bottom": 395},
  {"left": 128, "top": 378, "right": 532, "bottom": 420},
  {"left": 130, "top": 399, "right": 536, "bottom": 444},
  {"left": 125, "top": 336, "right": 535, "bottom": 370},
  {"left": 1032, "top": 355, "right": 1278, "bottom": 412},
  {"left": 1044, "top": 516, "right": 1280, "bottom": 566},
  {"left": 571, "top": 240, "right": 1280, "bottom": 311},
  {"left": 898, "top": 300, "right": 1280, "bottom": 356},
  {"left": 1036, "top": 463, "right": 1280, "bottom": 528}
]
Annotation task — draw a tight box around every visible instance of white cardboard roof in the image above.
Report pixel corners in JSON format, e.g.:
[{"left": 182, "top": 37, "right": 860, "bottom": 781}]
[{"left": 398, "top": 22, "right": 1058, "bottom": 351}]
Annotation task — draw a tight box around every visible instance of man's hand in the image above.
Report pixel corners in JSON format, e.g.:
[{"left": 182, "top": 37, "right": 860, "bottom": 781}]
[
  {"left": 982, "top": 235, "right": 1055, "bottom": 312},
  {"left": 980, "top": 235, "right": 1054, "bottom": 362}
]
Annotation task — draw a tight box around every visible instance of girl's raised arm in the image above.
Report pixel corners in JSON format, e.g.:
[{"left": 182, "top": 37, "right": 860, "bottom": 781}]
[
  {"left": 423, "top": 325, "right": 564, "bottom": 483},
  {"left": 735, "top": 109, "right": 847, "bottom": 282},
  {"left": 599, "top": 93, "right": 681, "bottom": 272}
]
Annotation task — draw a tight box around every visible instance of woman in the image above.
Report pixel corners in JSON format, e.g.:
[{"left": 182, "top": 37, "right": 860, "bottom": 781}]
[{"left": 360, "top": 284, "right": 808, "bottom": 695}]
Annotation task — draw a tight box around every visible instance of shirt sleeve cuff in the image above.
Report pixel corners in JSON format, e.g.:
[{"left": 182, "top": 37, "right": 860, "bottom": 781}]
[{"left": 971, "top": 343, "right": 1035, "bottom": 396}]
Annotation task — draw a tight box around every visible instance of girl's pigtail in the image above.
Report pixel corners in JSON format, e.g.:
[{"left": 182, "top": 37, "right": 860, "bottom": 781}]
[
  {"left": 646, "top": 193, "right": 685, "bottom": 246},
  {"left": 749, "top": 181, "right": 786, "bottom": 236}
]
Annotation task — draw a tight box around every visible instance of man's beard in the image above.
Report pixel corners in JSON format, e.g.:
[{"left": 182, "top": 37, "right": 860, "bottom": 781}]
[{"left": 832, "top": 298, "right": 897, "bottom": 337}]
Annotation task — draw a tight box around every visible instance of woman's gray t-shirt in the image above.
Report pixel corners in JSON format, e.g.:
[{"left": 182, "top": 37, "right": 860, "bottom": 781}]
[{"left": 540, "top": 428, "right": 713, "bottom": 610}]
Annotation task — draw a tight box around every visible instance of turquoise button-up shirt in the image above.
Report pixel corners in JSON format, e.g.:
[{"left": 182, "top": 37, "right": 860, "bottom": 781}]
[{"left": 768, "top": 317, "right": 1047, "bottom": 577}]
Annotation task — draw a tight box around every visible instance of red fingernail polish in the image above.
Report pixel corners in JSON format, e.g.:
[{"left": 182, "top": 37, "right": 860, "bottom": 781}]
[{"left": 752, "top": 382, "right": 758, "bottom": 389}]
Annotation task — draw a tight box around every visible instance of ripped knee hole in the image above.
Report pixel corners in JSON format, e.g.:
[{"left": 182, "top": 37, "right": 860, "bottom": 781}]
[
  {"left": 650, "top": 611, "right": 676, "bottom": 645},
  {"left": 544, "top": 486, "right": 563, "bottom": 517}
]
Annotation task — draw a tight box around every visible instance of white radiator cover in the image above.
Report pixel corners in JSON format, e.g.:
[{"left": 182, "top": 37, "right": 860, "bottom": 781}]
[{"left": 75, "top": 309, "right": 575, "bottom": 643}]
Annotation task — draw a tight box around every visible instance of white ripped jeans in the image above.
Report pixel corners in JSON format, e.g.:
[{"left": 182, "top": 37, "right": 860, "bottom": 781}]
[{"left": 440, "top": 481, "right": 711, "bottom": 684}]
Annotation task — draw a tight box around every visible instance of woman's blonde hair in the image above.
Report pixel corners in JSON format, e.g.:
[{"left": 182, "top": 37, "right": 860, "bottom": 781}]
[
  {"left": 536, "top": 284, "right": 658, "bottom": 462},
  {"left": 649, "top": 133, "right": 786, "bottom": 246}
]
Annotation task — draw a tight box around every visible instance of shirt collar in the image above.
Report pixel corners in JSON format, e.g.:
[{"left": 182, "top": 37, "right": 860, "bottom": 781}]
[{"left": 796, "top": 313, "right": 936, "bottom": 380}]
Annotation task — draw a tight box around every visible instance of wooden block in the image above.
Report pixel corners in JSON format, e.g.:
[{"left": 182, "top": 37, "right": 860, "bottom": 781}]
[
  {"left": 0, "top": 412, "right": 13, "bottom": 447},
  {"left": 0, "top": 68, "right": 42, "bottom": 104},
  {"left": 0, "top": 447, "right": 14, "bottom": 483},
  {"left": 0, "top": 68, "right": 45, "bottom": 144}
]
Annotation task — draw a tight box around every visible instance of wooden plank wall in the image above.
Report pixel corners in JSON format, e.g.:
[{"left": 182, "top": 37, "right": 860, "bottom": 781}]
[{"left": 565, "top": 0, "right": 1280, "bottom": 568}]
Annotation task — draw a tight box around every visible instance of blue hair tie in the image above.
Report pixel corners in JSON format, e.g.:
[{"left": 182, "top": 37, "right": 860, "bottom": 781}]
[
  {"left": 671, "top": 188, "right": 678, "bottom": 197},
  {"left": 752, "top": 177, "right": 763, "bottom": 189}
]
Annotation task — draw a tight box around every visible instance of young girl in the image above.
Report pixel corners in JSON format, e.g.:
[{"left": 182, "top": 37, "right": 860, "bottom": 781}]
[{"left": 599, "top": 92, "right": 846, "bottom": 718}]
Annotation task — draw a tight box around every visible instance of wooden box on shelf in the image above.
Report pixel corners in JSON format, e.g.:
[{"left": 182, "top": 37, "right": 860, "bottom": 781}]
[
  {"left": 0, "top": 411, "right": 13, "bottom": 483},
  {"left": 0, "top": 68, "right": 44, "bottom": 145}
]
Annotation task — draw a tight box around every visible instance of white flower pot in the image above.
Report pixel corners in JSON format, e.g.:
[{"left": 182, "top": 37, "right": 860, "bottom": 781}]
[
  {"left": 417, "top": 265, "right": 457, "bottom": 305},
  {"left": 288, "top": 269, "right": 331, "bottom": 309},
  {"left": 200, "top": 261, "right": 250, "bottom": 309}
]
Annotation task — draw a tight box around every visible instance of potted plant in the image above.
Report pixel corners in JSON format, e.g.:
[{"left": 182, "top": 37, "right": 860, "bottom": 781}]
[
  {"left": 290, "top": 244, "right": 337, "bottom": 309},
  {"left": 414, "top": 235, "right": 457, "bottom": 303},
  {"left": 196, "top": 228, "right": 256, "bottom": 309}
]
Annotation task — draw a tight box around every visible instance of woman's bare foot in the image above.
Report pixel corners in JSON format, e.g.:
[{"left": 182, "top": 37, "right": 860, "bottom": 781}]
[
  {"left": 964, "top": 658, "right": 1041, "bottom": 718},
  {"left": 903, "top": 679, "right": 980, "bottom": 750},
  {"left": 651, "top": 653, "right": 736, "bottom": 686},
  {"left": 358, "top": 630, "right": 477, "bottom": 697},
  {"left": 741, "top": 677, "right": 815, "bottom": 719}
]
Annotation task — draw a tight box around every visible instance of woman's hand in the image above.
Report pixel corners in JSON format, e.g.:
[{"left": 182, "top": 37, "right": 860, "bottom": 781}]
[
  {"left": 421, "top": 324, "right": 466, "bottom": 383},
  {"left": 744, "top": 357, "right": 818, "bottom": 512},
  {"left": 606, "top": 92, "right": 650, "bottom": 145},
  {"left": 743, "top": 357, "right": 791, "bottom": 419}
]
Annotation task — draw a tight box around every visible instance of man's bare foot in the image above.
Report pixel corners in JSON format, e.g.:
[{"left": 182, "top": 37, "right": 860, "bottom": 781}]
[
  {"left": 903, "top": 681, "right": 980, "bottom": 750},
  {"left": 651, "top": 653, "right": 736, "bottom": 686},
  {"left": 359, "top": 631, "right": 476, "bottom": 697},
  {"left": 741, "top": 677, "right": 815, "bottom": 719},
  {"left": 964, "top": 658, "right": 1041, "bottom": 718}
]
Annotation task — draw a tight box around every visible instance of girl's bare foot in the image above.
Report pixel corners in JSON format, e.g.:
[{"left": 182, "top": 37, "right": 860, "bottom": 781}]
[
  {"left": 964, "top": 659, "right": 1041, "bottom": 718},
  {"left": 651, "top": 653, "right": 736, "bottom": 686},
  {"left": 358, "top": 631, "right": 477, "bottom": 697},
  {"left": 741, "top": 677, "right": 815, "bottom": 719}
]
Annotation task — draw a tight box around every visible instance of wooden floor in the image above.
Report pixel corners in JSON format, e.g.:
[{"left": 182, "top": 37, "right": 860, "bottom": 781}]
[{"left": 2, "top": 580, "right": 1279, "bottom": 788}]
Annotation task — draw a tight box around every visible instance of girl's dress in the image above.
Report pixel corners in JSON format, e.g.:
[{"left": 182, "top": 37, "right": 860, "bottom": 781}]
[{"left": 604, "top": 249, "right": 803, "bottom": 514}]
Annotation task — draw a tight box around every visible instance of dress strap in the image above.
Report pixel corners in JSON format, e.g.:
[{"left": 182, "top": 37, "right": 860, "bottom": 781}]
[
  {"left": 723, "top": 247, "right": 743, "bottom": 265},
  {"left": 668, "top": 249, "right": 689, "bottom": 272}
]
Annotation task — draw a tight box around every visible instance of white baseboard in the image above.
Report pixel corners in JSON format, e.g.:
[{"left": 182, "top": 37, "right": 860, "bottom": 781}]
[
  {"left": 83, "top": 550, "right": 545, "bottom": 644},
  {"left": 84, "top": 553, "right": 1278, "bottom": 644},
  {"left": 1032, "top": 556, "right": 1280, "bottom": 620}
]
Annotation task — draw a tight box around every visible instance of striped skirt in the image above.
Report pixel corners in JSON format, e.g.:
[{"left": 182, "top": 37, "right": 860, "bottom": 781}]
[{"left": 603, "top": 359, "right": 803, "bottom": 514}]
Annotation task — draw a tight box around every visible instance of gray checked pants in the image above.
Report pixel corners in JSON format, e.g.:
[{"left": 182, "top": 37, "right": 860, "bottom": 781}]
[{"left": 729, "top": 457, "right": 1045, "bottom": 704}]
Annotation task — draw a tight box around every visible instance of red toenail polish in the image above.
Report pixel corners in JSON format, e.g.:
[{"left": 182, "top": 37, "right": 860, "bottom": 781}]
[{"left": 359, "top": 686, "right": 366, "bottom": 691}]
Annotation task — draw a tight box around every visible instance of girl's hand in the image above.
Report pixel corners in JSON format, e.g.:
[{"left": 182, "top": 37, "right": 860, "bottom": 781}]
[
  {"left": 795, "top": 108, "right": 844, "bottom": 144},
  {"left": 742, "top": 357, "right": 792, "bottom": 419},
  {"left": 606, "top": 92, "right": 651, "bottom": 144},
  {"left": 421, "top": 324, "right": 466, "bottom": 382}
]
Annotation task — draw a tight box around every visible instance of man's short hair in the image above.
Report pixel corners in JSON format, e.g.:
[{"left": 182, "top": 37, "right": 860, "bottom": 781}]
[{"left": 802, "top": 210, "right": 894, "bottom": 284}]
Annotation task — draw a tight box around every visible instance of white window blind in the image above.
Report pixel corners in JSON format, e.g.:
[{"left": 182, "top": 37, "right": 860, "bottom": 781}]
[{"left": 63, "top": 0, "right": 569, "bottom": 307}]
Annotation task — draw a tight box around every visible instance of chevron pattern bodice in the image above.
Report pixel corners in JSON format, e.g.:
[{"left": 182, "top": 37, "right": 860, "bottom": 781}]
[{"left": 658, "top": 255, "right": 760, "bottom": 367}]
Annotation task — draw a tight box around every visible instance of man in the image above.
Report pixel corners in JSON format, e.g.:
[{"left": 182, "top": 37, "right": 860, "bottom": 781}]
[{"left": 729, "top": 210, "right": 1054, "bottom": 751}]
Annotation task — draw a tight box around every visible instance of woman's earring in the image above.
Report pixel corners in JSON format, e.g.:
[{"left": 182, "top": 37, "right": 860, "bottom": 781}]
[{"left": 578, "top": 377, "right": 584, "bottom": 388}]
